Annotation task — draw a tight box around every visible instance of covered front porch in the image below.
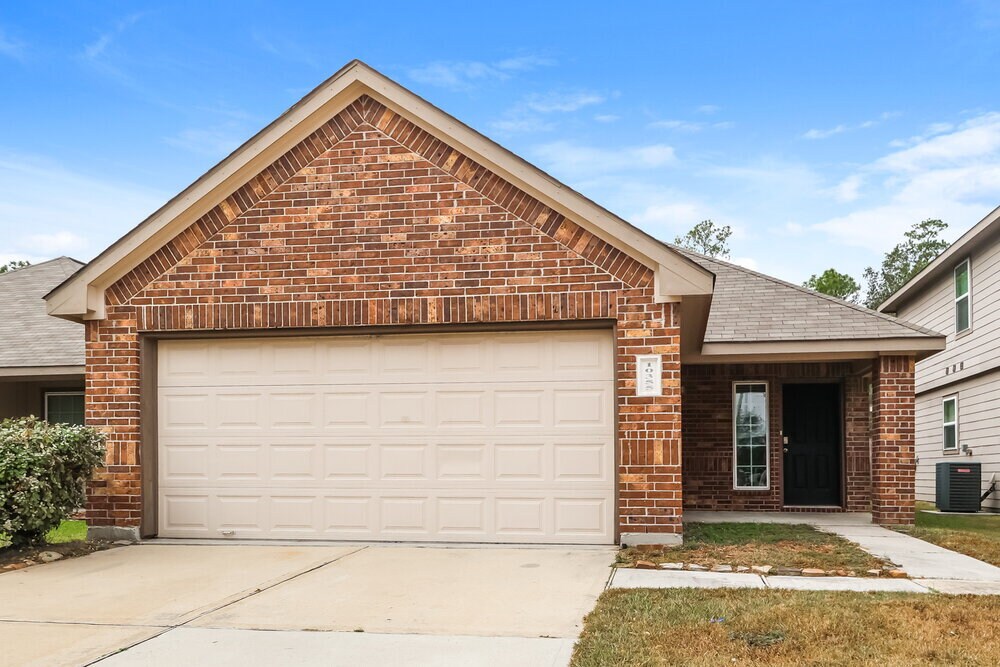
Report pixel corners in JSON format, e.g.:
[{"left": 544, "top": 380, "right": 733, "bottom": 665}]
[{"left": 680, "top": 356, "right": 918, "bottom": 526}]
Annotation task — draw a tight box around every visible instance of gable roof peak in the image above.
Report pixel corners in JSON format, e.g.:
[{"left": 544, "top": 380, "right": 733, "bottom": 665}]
[{"left": 45, "top": 60, "right": 711, "bottom": 321}]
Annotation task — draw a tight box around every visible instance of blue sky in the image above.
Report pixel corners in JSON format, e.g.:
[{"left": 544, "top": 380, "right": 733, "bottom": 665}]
[{"left": 2, "top": 1, "right": 999, "bottom": 285}]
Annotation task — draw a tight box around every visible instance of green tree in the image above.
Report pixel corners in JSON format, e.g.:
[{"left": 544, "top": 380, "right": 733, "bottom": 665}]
[
  {"left": 0, "top": 260, "right": 29, "bottom": 274},
  {"left": 803, "top": 268, "right": 861, "bottom": 302},
  {"left": 673, "top": 219, "right": 732, "bottom": 258},
  {"left": 862, "top": 219, "right": 949, "bottom": 309}
]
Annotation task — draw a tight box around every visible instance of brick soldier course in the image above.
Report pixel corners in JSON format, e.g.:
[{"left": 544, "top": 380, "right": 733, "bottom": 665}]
[{"left": 51, "top": 61, "right": 941, "bottom": 544}]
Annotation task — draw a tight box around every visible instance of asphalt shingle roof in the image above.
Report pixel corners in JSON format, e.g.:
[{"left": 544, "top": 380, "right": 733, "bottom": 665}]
[
  {"left": 671, "top": 246, "right": 942, "bottom": 343},
  {"left": 0, "top": 257, "right": 85, "bottom": 368}
]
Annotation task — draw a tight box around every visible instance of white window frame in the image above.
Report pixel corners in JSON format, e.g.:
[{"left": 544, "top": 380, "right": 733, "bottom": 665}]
[
  {"left": 942, "top": 394, "right": 958, "bottom": 451},
  {"left": 732, "top": 381, "right": 770, "bottom": 490},
  {"left": 955, "top": 258, "right": 972, "bottom": 334},
  {"left": 44, "top": 390, "right": 85, "bottom": 424}
]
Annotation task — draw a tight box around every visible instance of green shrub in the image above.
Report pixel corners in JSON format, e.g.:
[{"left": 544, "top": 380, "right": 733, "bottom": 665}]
[{"left": 0, "top": 417, "right": 105, "bottom": 547}]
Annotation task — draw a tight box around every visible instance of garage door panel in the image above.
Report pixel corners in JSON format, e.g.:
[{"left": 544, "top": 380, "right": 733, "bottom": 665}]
[
  {"left": 158, "top": 488, "right": 614, "bottom": 542},
  {"left": 158, "top": 331, "right": 615, "bottom": 544},
  {"left": 161, "top": 436, "right": 611, "bottom": 488}
]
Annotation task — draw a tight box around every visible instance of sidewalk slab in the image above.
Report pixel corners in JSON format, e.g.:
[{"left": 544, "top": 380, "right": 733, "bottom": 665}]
[
  {"left": 610, "top": 569, "right": 766, "bottom": 589},
  {"left": 96, "top": 627, "right": 574, "bottom": 667},
  {"left": 818, "top": 525, "right": 1000, "bottom": 581},
  {"left": 765, "top": 575, "right": 928, "bottom": 593},
  {"left": 0, "top": 621, "right": 162, "bottom": 667},
  {"left": 913, "top": 579, "right": 1000, "bottom": 595}
]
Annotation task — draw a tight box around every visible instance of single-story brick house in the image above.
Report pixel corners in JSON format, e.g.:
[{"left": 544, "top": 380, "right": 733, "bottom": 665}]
[
  {"left": 46, "top": 61, "right": 945, "bottom": 545},
  {"left": 1, "top": 258, "right": 85, "bottom": 423}
]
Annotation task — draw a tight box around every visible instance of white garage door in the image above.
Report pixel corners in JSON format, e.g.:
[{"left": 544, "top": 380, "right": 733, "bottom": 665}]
[{"left": 157, "top": 330, "right": 616, "bottom": 544}]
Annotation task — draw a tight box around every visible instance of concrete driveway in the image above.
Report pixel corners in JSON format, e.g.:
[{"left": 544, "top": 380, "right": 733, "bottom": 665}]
[{"left": 0, "top": 543, "right": 614, "bottom": 666}]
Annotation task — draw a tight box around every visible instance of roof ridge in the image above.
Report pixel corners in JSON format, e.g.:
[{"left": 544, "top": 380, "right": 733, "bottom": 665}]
[
  {"left": 0, "top": 256, "right": 83, "bottom": 280},
  {"left": 667, "top": 243, "right": 941, "bottom": 338}
]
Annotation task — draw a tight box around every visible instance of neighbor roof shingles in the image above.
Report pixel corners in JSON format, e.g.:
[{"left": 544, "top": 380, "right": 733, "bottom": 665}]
[
  {"left": 0, "top": 258, "right": 85, "bottom": 368},
  {"left": 671, "top": 246, "right": 941, "bottom": 343}
]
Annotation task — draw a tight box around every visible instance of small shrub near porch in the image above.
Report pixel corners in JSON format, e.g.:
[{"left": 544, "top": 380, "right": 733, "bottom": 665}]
[{"left": 0, "top": 417, "right": 105, "bottom": 548}]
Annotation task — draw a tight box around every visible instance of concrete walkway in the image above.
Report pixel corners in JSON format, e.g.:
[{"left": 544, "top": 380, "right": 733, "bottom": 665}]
[
  {"left": 683, "top": 510, "right": 1000, "bottom": 591},
  {"left": 611, "top": 568, "right": 1000, "bottom": 595},
  {"left": 0, "top": 543, "right": 614, "bottom": 666},
  {"left": 610, "top": 568, "right": 929, "bottom": 593}
]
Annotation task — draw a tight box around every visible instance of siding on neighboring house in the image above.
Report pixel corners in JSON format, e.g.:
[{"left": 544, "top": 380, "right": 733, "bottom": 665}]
[
  {"left": 895, "top": 231, "right": 1000, "bottom": 393},
  {"left": 895, "top": 227, "right": 1000, "bottom": 512},
  {"left": 915, "top": 368, "right": 1000, "bottom": 512}
]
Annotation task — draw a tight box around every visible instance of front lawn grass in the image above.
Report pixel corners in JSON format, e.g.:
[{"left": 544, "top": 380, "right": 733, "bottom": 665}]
[
  {"left": 895, "top": 501, "right": 1000, "bottom": 567},
  {"left": 572, "top": 588, "right": 1000, "bottom": 666},
  {"left": 618, "top": 522, "right": 887, "bottom": 572},
  {"left": 0, "top": 519, "right": 87, "bottom": 549}
]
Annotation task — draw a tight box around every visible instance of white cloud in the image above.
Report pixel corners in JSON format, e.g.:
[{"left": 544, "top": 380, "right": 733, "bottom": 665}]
[
  {"left": 814, "top": 111, "right": 1000, "bottom": 248},
  {"left": 632, "top": 201, "right": 705, "bottom": 228},
  {"left": 696, "top": 104, "right": 721, "bottom": 115},
  {"left": 0, "top": 26, "right": 25, "bottom": 60},
  {"left": 831, "top": 174, "right": 864, "bottom": 202},
  {"left": 594, "top": 114, "right": 620, "bottom": 123},
  {"left": 650, "top": 119, "right": 705, "bottom": 133},
  {"left": 82, "top": 13, "right": 144, "bottom": 61},
  {"left": 730, "top": 256, "right": 759, "bottom": 270},
  {"left": 251, "top": 31, "right": 318, "bottom": 68},
  {"left": 532, "top": 141, "right": 676, "bottom": 179},
  {"left": 649, "top": 119, "right": 734, "bottom": 132},
  {"left": 523, "top": 91, "right": 604, "bottom": 113},
  {"left": 802, "top": 111, "right": 901, "bottom": 140},
  {"left": 408, "top": 56, "right": 553, "bottom": 90},
  {"left": 803, "top": 124, "right": 849, "bottom": 140},
  {"left": 0, "top": 151, "right": 165, "bottom": 264},
  {"left": 875, "top": 112, "right": 1000, "bottom": 172},
  {"left": 491, "top": 90, "right": 607, "bottom": 134},
  {"left": 165, "top": 127, "right": 245, "bottom": 157}
]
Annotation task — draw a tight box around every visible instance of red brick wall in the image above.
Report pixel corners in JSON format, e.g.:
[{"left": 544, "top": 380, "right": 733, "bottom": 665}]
[
  {"left": 682, "top": 362, "right": 871, "bottom": 511},
  {"left": 872, "top": 355, "right": 916, "bottom": 525},
  {"left": 84, "top": 95, "right": 684, "bottom": 538}
]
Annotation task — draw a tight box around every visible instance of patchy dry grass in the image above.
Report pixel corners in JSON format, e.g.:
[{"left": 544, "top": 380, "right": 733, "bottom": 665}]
[
  {"left": 572, "top": 588, "right": 1000, "bottom": 666},
  {"left": 618, "top": 522, "right": 887, "bottom": 572},
  {"left": 896, "top": 502, "right": 1000, "bottom": 567}
]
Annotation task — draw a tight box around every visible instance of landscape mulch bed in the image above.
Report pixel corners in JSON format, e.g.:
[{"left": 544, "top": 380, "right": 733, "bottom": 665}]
[{"left": 0, "top": 540, "right": 118, "bottom": 572}]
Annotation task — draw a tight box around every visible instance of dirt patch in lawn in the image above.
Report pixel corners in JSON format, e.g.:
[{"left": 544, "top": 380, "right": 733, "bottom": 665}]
[
  {"left": 572, "top": 588, "right": 1000, "bottom": 666},
  {"left": 619, "top": 522, "right": 889, "bottom": 573}
]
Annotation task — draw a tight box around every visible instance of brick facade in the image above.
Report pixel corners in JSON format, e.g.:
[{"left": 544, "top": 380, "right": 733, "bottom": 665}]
[
  {"left": 682, "top": 362, "right": 872, "bottom": 512},
  {"left": 871, "top": 355, "right": 917, "bottom": 525},
  {"left": 84, "top": 95, "right": 683, "bottom": 538}
]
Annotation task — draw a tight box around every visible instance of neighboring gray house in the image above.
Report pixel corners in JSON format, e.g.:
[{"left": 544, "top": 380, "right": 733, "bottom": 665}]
[
  {"left": 880, "top": 205, "right": 1000, "bottom": 512},
  {"left": 0, "top": 257, "right": 85, "bottom": 423}
]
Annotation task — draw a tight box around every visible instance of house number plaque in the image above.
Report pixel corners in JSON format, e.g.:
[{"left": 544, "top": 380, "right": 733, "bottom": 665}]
[{"left": 635, "top": 355, "right": 662, "bottom": 397}]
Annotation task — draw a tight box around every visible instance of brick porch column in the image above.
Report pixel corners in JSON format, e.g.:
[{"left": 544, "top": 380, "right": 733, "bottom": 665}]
[{"left": 872, "top": 355, "right": 916, "bottom": 526}]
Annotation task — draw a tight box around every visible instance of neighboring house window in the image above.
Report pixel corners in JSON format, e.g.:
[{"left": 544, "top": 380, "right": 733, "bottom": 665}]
[
  {"left": 44, "top": 391, "right": 85, "bottom": 425},
  {"left": 733, "top": 382, "right": 769, "bottom": 489},
  {"left": 955, "top": 259, "right": 971, "bottom": 333},
  {"left": 942, "top": 395, "right": 958, "bottom": 451}
]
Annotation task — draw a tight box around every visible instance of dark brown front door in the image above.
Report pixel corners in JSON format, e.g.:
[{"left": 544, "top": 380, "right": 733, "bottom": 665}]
[{"left": 782, "top": 383, "right": 841, "bottom": 506}]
